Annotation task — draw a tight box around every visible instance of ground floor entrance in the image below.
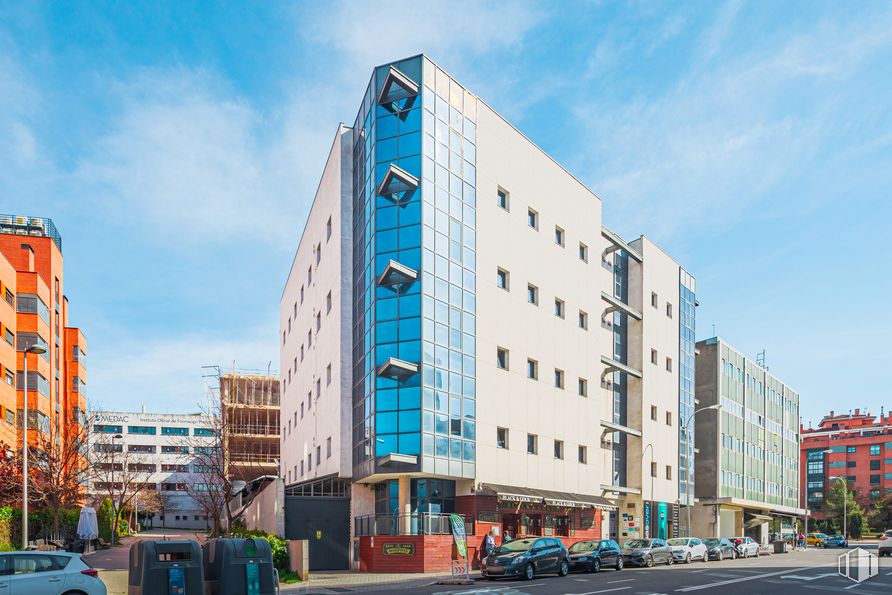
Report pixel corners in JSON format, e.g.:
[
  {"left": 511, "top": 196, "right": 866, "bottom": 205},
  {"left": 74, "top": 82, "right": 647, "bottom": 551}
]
[{"left": 284, "top": 496, "right": 351, "bottom": 570}]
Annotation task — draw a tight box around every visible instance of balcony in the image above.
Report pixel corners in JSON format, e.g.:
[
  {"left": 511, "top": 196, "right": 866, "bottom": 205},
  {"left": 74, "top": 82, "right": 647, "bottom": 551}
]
[
  {"left": 354, "top": 512, "right": 473, "bottom": 537},
  {"left": 0, "top": 214, "right": 62, "bottom": 252},
  {"left": 601, "top": 292, "right": 642, "bottom": 321},
  {"left": 600, "top": 355, "right": 642, "bottom": 379},
  {"left": 601, "top": 227, "right": 642, "bottom": 262}
]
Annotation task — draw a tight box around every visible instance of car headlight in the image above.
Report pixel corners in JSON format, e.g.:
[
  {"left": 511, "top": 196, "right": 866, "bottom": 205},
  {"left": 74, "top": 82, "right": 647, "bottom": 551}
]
[{"left": 509, "top": 556, "right": 526, "bottom": 566}]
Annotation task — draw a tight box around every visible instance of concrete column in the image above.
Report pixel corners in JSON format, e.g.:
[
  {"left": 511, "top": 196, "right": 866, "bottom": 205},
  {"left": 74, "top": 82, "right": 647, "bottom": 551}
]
[{"left": 399, "top": 475, "right": 411, "bottom": 534}]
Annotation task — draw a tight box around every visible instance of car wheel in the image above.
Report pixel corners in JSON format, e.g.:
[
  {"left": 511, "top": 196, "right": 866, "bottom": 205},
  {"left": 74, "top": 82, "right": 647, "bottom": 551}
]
[
  {"left": 702, "top": 552, "right": 708, "bottom": 563},
  {"left": 685, "top": 553, "right": 691, "bottom": 564},
  {"left": 742, "top": 548, "right": 748, "bottom": 559},
  {"left": 667, "top": 554, "right": 674, "bottom": 566},
  {"left": 716, "top": 551, "right": 723, "bottom": 562},
  {"left": 616, "top": 556, "right": 624, "bottom": 571},
  {"left": 558, "top": 560, "right": 569, "bottom": 577},
  {"left": 591, "top": 558, "right": 601, "bottom": 573},
  {"left": 645, "top": 554, "right": 654, "bottom": 568},
  {"left": 524, "top": 563, "right": 535, "bottom": 581}
]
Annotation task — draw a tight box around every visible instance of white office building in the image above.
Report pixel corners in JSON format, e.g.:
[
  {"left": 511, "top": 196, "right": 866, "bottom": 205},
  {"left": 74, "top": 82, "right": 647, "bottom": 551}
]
[
  {"left": 89, "top": 409, "right": 217, "bottom": 530},
  {"left": 279, "top": 54, "right": 697, "bottom": 570}
]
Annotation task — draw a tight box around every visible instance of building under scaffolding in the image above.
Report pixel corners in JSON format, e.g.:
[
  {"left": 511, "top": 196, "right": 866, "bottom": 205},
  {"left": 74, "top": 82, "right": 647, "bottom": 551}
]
[{"left": 220, "top": 373, "right": 280, "bottom": 482}]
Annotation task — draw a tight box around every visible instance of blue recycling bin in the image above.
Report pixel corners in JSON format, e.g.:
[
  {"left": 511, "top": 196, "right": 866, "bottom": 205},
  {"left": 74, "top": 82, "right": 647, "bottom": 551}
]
[{"left": 127, "top": 540, "right": 204, "bottom": 595}]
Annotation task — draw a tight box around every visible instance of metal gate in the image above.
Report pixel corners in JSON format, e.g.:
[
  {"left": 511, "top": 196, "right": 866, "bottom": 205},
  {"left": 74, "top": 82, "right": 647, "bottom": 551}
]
[{"left": 284, "top": 496, "right": 350, "bottom": 570}]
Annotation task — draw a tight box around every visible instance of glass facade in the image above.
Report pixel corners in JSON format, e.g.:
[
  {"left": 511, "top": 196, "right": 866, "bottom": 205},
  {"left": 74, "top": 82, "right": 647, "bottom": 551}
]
[
  {"left": 611, "top": 252, "right": 629, "bottom": 487},
  {"left": 351, "top": 56, "right": 477, "bottom": 481},
  {"left": 678, "top": 270, "right": 696, "bottom": 506}
]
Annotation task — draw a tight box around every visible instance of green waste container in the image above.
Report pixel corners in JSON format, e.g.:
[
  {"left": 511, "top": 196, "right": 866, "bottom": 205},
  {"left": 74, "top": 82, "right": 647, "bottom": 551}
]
[
  {"left": 203, "top": 538, "right": 277, "bottom": 595},
  {"left": 128, "top": 539, "right": 204, "bottom": 595}
]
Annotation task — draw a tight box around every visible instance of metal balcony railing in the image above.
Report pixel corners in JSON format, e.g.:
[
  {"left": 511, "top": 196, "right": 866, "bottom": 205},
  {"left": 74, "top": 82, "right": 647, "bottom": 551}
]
[{"left": 354, "top": 512, "right": 473, "bottom": 537}]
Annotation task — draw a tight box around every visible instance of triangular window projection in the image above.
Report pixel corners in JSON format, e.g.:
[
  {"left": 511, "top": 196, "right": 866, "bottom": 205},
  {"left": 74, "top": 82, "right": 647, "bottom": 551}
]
[
  {"left": 377, "top": 357, "right": 418, "bottom": 380},
  {"left": 377, "top": 163, "right": 419, "bottom": 204},
  {"left": 378, "top": 259, "right": 418, "bottom": 289},
  {"left": 377, "top": 66, "right": 419, "bottom": 118}
]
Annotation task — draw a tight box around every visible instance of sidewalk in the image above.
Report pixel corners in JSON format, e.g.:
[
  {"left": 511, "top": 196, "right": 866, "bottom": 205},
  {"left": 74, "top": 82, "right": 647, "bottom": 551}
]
[{"left": 281, "top": 570, "right": 480, "bottom": 593}]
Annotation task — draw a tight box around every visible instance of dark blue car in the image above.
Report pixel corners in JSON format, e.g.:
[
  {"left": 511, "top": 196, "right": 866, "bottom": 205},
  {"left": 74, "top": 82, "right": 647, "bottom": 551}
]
[{"left": 824, "top": 535, "right": 848, "bottom": 548}]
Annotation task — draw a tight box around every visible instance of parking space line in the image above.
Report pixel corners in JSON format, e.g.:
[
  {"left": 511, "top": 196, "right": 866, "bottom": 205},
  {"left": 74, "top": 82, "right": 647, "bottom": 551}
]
[
  {"left": 568, "top": 587, "right": 631, "bottom": 595},
  {"left": 674, "top": 564, "right": 835, "bottom": 592},
  {"left": 606, "top": 578, "right": 634, "bottom": 583}
]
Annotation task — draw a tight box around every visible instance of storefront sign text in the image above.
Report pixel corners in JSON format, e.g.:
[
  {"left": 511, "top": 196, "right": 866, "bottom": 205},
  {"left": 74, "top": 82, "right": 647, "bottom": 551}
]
[{"left": 382, "top": 543, "right": 415, "bottom": 556}]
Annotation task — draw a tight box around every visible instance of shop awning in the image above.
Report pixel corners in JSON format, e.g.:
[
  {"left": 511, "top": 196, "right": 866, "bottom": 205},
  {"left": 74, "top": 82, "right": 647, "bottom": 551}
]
[
  {"left": 478, "top": 483, "right": 617, "bottom": 511},
  {"left": 744, "top": 513, "right": 774, "bottom": 528}
]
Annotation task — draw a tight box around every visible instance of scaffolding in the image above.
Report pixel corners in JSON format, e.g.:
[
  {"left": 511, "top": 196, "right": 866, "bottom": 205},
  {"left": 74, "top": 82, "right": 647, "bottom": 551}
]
[{"left": 213, "top": 371, "right": 280, "bottom": 482}]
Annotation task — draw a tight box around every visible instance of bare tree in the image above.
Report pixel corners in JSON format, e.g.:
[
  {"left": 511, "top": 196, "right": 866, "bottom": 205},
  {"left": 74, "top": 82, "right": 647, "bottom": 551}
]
[{"left": 89, "top": 435, "right": 154, "bottom": 545}]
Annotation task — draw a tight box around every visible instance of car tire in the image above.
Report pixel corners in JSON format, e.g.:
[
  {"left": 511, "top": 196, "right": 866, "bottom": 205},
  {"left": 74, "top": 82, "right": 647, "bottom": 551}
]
[
  {"left": 755, "top": 548, "right": 760, "bottom": 558},
  {"left": 716, "top": 551, "right": 723, "bottom": 562},
  {"left": 524, "top": 563, "right": 535, "bottom": 581},
  {"left": 645, "top": 554, "right": 654, "bottom": 568},
  {"left": 742, "top": 548, "right": 748, "bottom": 559},
  {"left": 591, "top": 558, "right": 601, "bottom": 573},
  {"left": 667, "top": 554, "right": 674, "bottom": 566},
  {"left": 685, "top": 553, "right": 691, "bottom": 564},
  {"left": 558, "top": 560, "right": 569, "bottom": 577},
  {"left": 616, "top": 556, "right": 624, "bottom": 571},
  {"left": 702, "top": 552, "right": 708, "bottom": 563}
]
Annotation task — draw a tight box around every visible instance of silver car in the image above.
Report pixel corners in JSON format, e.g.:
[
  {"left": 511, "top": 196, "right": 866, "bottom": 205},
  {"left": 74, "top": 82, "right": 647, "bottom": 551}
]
[{"left": 0, "top": 551, "right": 107, "bottom": 595}]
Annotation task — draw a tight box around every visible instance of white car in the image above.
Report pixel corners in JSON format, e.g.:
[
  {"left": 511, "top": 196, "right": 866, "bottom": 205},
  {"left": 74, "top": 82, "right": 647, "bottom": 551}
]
[
  {"left": 730, "top": 536, "right": 760, "bottom": 558},
  {"left": 667, "top": 538, "right": 709, "bottom": 563},
  {"left": 0, "top": 551, "right": 107, "bottom": 595}
]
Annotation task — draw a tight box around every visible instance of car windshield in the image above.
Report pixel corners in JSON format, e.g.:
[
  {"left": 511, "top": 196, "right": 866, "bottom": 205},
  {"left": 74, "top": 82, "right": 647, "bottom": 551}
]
[
  {"left": 667, "top": 539, "right": 689, "bottom": 546},
  {"left": 495, "top": 539, "right": 535, "bottom": 553},
  {"left": 703, "top": 539, "right": 720, "bottom": 546},
  {"left": 569, "top": 541, "right": 599, "bottom": 553},
  {"left": 623, "top": 540, "right": 650, "bottom": 549}
]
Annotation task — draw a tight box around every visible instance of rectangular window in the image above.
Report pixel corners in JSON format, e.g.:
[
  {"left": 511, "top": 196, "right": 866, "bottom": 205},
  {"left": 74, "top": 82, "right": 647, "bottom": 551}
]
[
  {"left": 579, "top": 242, "right": 588, "bottom": 262},
  {"left": 554, "top": 439, "right": 564, "bottom": 460},
  {"left": 128, "top": 425, "right": 157, "bottom": 435},
  {"left": 497, "top": 268, "right": 509, "bottom": 290},
  {"left": 326, "top": 216, "right": 332, "bottom": 240},
  {"left": 326, "top": 364, "right": 332, "bottom": 385},
  {"left": 554, "top": 298, "right": 565, "bottom": 318},
  {"left": 666, "top": 411, "right": 672, "bottom": 426},
  {"left": 316, "top": 312, "right": 321, "bottom": 331},
  {"left": 527, "top": 358, "right": 538, "bottom": 380},
  {"left": 497, "top": 427, "right": 509, "bottom": 449},
  {"left": 870, "top": 459, "right": 881, "bottom": 470},
  {"left": 496, "top": 347, "right": 509, "bottom": 370},
  {"left": 316, "top": 378, "right": 321, "bottom": 398},
  {"left": 327, "top": 437, "right": 332, "bottom": 458},
  {"left": 870, "top": 444, "right": 881, "bottom": 456},
  {"left": 651, "top": 461, "right": 657, "bottom": 477},
  {"left": 326, "top": 291, "right": 332, "bottom": 314},
  {"left": 578, "top": 445, "right": 587, "bottom": 464},
  {"left": 527, "top": 208, "right": 539, "bottom": 229},
  {"left": 554, "top": 369, "right": 564, "bottom": 389},
  {"left": 316, "top": 446, "right": 321, "bottom": 466},
  {"left": 847, "top": 446, "right": 857, "bottom": 453},
  {"left": 847, "top": 461, "right": 856, "bottom": 468},
  {"left": 578, "top": 377, "right": 588, "bottom": 397},
  {"left": 651, "top": 292, "right": 658, "bottom": 308},
  {"left": 666, "top": 303, "right": 673, "bottom": 318},
  {"left": 161, "top": 427, "right": 189, "bottom": 436},
  {"left": 315, "top": 243, "right": 321, "bottom": 266},
  {"left": 497, "top": 188, "right": 509, "bottom": 210},
  {"left": 870, "top": 474, "right": 881, "bottom": 485},
  {"left": 666, "top": 465, "right": 673, "bottom": 480},
  {"left": 666, "top": 357, "right": 673, "bottom": 372},
  {"left": 651, "top": 349, "right": 658, "bottom": 364},
  {"left": 578, "top": 310, "right": 588, "bottom": 330},
  {"left": 651, "top": 405, "right": 657, "bottom": 421},
  {"left": 527, "top": 434, "right": 538, "bottom": 454},
  {"left": 300, "top": 285, "right": 304, "bottom": 303},
  {"left": 527, "top": 284, "right": 538, "bottom": 305},
  {"left": 194, "top": 428, "right": 215, "bottom": 437},
  {"left": 554, "top": 226, "right": 565, "bottom": 246}
]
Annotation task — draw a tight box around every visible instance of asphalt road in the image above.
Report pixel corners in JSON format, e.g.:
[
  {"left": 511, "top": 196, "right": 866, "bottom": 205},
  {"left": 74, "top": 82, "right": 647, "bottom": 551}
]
[{"left": 385, "top": 546, "right": 892, "bottom": 595}]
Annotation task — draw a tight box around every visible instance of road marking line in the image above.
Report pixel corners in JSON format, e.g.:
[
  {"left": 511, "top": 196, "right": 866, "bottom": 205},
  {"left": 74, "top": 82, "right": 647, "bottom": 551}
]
[
  {"left": 606, "top": 579, "right": 634, "bottom": 583},
  {"left": 568, "top": 588, "right": 631, "bottom": 595},
  {"left": 845, "top": 583, "right": 861, "bottom": 589},
  {"left": 674, "top": 564, "right": 835, "bottom": 592}
]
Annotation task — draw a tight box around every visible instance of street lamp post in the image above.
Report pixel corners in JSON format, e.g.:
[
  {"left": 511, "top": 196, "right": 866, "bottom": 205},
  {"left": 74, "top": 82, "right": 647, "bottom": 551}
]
[
  {"left": 21, "top": 343, "right": 48, "bottom": 550},
  {"left": 642, "top": 443, "right": 654, "bottom": 539},
  {"left": 111, "top": 433, "right": 123, "bottom": 547},
  {"left": 683, "top": 404, "right": 723, "bottom": 537}
]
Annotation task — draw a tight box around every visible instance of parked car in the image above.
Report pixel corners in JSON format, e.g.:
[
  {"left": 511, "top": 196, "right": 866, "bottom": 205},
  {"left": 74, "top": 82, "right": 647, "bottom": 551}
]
[
  {"left": 730, "top": 536, "right": 760, "bottom": 558},
  {"left": 621, "top": 538, "right": 673, "bottom": 567},
  {"left": 0, "top": 551, "right": 106, "bottom": 595},
  {"left": 878, "top": 530, "right": 892, "bottom": 557},
  {"left": 568, "top": 539, "right": 623, "bottom": 573},
  {"left": 807, "top": 532, "right": 829, "bottom": 547},
  {"left": 824, "top": 534, "right": 848, "bottom": 548},
  {"left": 667, "top": 538, "right": 709, "bottom": 563},
  {"left": 482, "top": 537, "right": 570, "bottom": 581},
  {"left": 702, "top": 538, "right": 737, "bottom": 561}
]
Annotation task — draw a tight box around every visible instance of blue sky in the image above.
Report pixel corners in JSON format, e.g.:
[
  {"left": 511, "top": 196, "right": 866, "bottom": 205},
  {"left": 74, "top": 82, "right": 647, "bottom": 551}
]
[{"left": 2, "top": 1, "right": 890, "bottom": 425}]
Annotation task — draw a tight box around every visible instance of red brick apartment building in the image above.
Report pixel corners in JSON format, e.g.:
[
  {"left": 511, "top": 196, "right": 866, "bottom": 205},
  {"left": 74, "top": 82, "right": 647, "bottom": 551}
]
[
  {"left": 0, "top": 215, "right": 87, "bottom": 475},
  {"left": 800, "top": 409, "right": 892, "bottom": 519}
]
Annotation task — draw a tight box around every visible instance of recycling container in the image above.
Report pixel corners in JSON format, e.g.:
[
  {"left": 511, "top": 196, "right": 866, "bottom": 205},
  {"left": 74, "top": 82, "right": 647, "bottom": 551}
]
[
  {"left": 203, "top": 538, "right": 277, "bottom": 595},
  {"left": 128, "top": 539, "right": 204, "bottom": 595}
]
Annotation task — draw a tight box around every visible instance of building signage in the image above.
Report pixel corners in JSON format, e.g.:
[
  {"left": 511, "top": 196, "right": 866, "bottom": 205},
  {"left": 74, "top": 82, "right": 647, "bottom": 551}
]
[
  {"left": 478, "top": 511, "right": 499, "bottom": 523},
  {"left": 544, "top": 498, "right": 584, "bottom": 508},
  {"left": 644, "top": 502, "right": 651, "bottom": 539},
  {"left": 672, "top": 504, "right": 680, "bottom": 539},
  {"left": 498, "top": 494, "right": 540, "bottom": 504},
  {"left": 449, "top": 513, "right": 470, "bottom": 581},
  {"left": 382, "top": 543, "right": 415, "bottom": 556}
]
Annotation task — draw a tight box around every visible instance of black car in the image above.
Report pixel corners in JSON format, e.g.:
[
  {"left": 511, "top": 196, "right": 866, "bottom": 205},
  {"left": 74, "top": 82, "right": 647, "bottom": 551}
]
[
  {"left": 621, "top": 538, "right": 673, "bottom": 567},
  {"left": 482, "top": 537, "right": 570, "bottom": 581},
  {"left": 568, "top": 539, "right": 624, "bottom": 573},
  {"left": 702, "top": 538, "right": 736, "bottom": 561}
]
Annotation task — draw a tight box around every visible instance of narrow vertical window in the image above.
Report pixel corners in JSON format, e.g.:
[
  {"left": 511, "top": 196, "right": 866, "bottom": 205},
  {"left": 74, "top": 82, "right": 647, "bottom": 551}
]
[
  {"left": 497, "top": 188, "right": 509, "bottom": 211},
  {"left": 528, "top": 208, "right": 538, "bottom": 229}
]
